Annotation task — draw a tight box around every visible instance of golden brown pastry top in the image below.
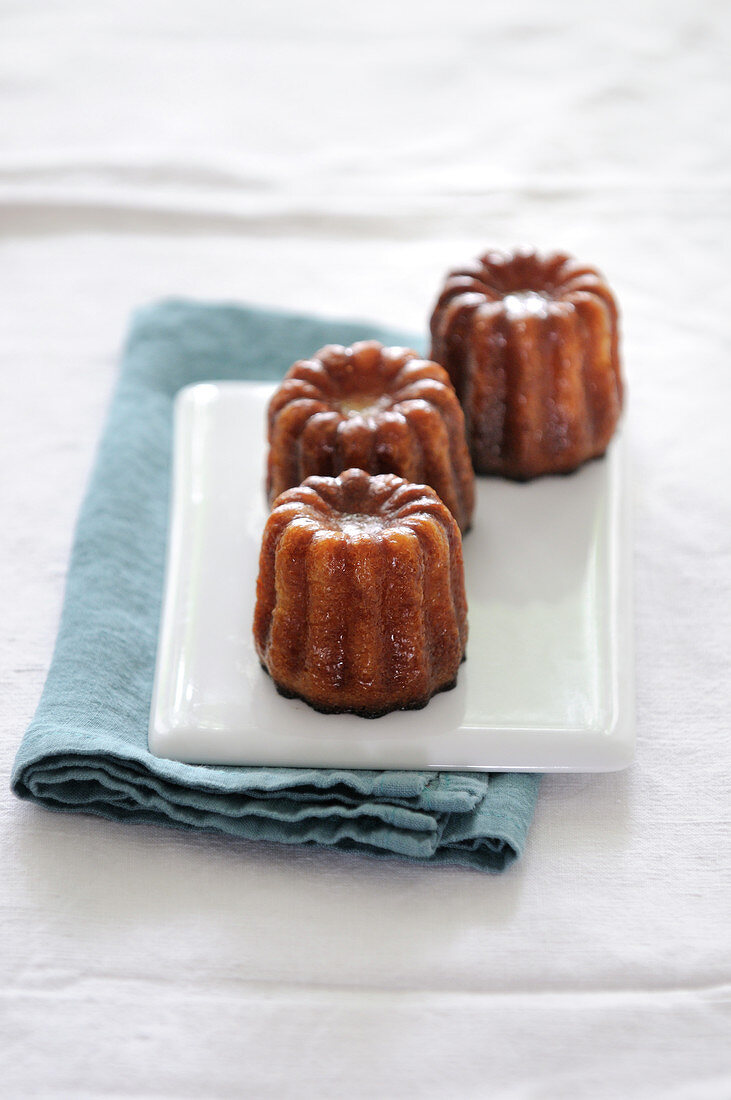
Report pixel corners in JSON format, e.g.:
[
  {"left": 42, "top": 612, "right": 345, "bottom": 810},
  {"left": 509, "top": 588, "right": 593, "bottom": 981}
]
[
  {"left": 269, "top": 340, "right": 462, "bottom": 430},
  {"left": 264, "top": 466, "right": 461, "bottom": 540},
  {"left": 431, "top": 248, "right": 619, "bottom": 332}
]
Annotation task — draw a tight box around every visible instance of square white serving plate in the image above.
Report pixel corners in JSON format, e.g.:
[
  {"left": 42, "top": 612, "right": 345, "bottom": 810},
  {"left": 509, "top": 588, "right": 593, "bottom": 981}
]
[{"left": 149, "top": 381, "right": 634, "bottom": 772}]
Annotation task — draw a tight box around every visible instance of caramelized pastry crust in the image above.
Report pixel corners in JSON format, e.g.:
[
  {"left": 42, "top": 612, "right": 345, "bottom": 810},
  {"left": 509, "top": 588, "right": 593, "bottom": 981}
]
[
  {"left": 430, "top": 248, "right": 623, "bottom": 479},
  {"left": 253, "top": 468, "right": 468, "bottom": 718},
  {"left": 266, "top": 341, "right": 475, "bottom": 532}
]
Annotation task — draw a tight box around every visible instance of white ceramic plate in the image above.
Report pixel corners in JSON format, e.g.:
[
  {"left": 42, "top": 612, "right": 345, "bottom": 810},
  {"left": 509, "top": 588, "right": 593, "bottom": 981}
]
[{"left": 149, "top": 382, "right": 634, "bottom": 771}]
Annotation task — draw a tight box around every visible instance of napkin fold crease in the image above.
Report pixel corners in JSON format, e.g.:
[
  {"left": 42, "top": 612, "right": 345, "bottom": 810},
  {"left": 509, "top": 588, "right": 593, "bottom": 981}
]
[{"left": 11, "top": 301, "right": 541, "bottom": 872}]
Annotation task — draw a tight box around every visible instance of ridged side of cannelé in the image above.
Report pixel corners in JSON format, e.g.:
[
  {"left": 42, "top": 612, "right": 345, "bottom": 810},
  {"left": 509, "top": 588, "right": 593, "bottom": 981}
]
[
  {"left": 253, "top": 469, "right": 468, "bottom": 718},
  {"left": 266, "top": 341, "right": 475, "bottom": 533},
  {"left": 429, "top": 249, "right": 623, "bottom": 480}
]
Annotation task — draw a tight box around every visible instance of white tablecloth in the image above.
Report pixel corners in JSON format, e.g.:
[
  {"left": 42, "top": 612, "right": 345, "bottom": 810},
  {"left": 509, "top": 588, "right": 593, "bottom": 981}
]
[{"left": 2, "top": 2, "right": 730, "bottom": 1096}]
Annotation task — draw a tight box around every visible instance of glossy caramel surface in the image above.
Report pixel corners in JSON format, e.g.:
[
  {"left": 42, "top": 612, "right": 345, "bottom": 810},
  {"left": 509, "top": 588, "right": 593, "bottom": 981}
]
[
  {"left": 430, "top": 248, "right": 623, "bottom": 479},
  {"left": 253, "top": 468, "right": 468, "bottom": 717},
  {"left": 267, "top": 341, "right": 475, "bottom": 532}
]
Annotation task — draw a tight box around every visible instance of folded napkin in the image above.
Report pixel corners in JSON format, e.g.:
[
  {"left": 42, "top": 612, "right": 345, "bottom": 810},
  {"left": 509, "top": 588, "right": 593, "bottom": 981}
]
[{"left": 11, "top": 301, "right": 541, "bottom": 871}]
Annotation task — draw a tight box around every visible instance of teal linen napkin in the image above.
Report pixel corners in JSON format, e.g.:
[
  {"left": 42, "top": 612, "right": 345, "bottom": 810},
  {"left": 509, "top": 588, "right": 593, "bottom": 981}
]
[{"left": 11, "top": 301, "right": 541, "bottom": 872}]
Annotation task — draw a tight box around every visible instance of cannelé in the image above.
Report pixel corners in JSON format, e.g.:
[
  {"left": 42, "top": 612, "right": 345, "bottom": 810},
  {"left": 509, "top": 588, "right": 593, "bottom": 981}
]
[
  {"left": 253, "top": 468, "right": 468, "bottom": 718},
  {"left": 430, "top": 248, "right": 623, "bottom": 479},
  {"left": 266, "top": 341, "right": 475, "bottom": 532}
]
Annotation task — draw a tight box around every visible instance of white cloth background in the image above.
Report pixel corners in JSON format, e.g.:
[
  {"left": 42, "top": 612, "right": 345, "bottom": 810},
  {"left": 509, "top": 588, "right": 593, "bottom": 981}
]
[{"left": 1, "top": 2, "right": 730, "bottom": 1096}]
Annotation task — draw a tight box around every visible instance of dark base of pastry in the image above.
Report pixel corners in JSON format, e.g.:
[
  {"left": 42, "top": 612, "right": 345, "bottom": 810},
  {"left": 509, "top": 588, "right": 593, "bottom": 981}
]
[
  {"left": 472, "top": 446, "right": 609, "bottom": 482},
  {"left": 260, "top": 655, "right": 466, "bottom": 720}
]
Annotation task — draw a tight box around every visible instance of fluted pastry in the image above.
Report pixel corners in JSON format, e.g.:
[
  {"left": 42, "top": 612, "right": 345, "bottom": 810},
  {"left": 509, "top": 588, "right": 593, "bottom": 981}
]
[
  {"left": 253, "top": 468, "right": 468, "bottom": 717},
  {"left": 430, "top": 248, "right": 623, "bottom": 479},
  {"left": 266, "top": 341, "right": 475, "bottom": 532}
]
